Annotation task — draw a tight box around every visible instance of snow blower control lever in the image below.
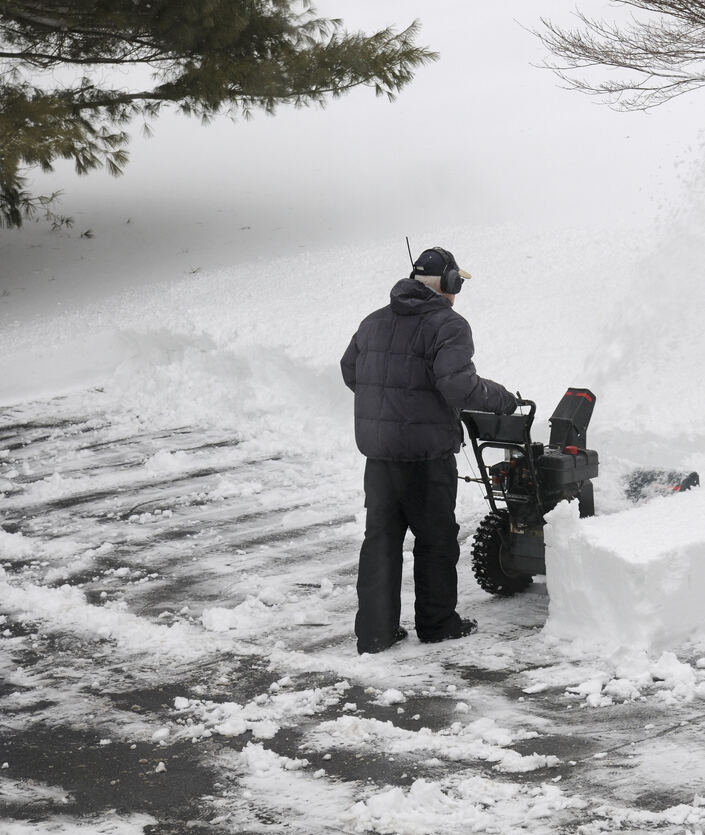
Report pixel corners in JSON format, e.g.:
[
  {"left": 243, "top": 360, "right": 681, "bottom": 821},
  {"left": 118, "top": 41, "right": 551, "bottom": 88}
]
[{"left": 460, "top": 388, "right": 599, "bottom": 596}]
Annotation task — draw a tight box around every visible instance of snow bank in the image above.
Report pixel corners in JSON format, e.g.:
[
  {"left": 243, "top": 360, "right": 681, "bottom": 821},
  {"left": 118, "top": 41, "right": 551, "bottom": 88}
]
[
  {"left": 0, "top": 327, "right": 134, "bottom": 403},
  {"left": 544, "top": 490, "right": 705, "bottom": 651},
  {"left": 0, "top": 224, "right": 641, "bottom": 438}
]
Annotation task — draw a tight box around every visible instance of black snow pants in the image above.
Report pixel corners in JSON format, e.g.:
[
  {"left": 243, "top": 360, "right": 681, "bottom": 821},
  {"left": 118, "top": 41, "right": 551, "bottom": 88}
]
[{"left": 355, "top": 454, "right": 462, "bottom": 652}]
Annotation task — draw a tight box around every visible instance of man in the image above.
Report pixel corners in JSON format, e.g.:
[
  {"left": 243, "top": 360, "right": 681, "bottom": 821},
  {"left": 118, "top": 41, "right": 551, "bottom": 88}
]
[{"left": 341, "top": 246, "right": 517, "bottom": 655}]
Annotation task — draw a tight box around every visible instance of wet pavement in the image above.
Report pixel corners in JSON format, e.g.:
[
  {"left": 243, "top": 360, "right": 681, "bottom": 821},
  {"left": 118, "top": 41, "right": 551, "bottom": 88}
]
[{"left": 2, "top": 398, "right": 705, "bottom": 834}]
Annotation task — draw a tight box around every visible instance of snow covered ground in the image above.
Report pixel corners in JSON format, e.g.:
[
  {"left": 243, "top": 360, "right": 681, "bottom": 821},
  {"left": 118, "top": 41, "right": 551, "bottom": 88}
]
[
  {"left": 3, "top": 1, "right": 705, "bottom": 832},
  {"left": 2, "top": 203, "right": 705, "bottom": 833}
]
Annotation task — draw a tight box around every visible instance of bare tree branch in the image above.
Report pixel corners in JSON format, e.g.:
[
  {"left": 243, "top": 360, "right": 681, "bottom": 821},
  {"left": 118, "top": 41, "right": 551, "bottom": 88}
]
[{"left": 537, "top": 0, "right": 705, "bottom": 110}]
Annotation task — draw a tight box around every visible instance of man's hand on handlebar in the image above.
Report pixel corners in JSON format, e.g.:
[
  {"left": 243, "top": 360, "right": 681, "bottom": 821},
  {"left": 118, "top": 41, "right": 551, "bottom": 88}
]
[{"left": 500, "top": 391, "right": 518, "bottom": 415}]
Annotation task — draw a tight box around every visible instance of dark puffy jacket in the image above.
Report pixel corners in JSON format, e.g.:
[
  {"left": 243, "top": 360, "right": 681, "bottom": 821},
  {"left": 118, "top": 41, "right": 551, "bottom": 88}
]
[{"left": 341, "top": 278, "right": 513, "bottom": 461}]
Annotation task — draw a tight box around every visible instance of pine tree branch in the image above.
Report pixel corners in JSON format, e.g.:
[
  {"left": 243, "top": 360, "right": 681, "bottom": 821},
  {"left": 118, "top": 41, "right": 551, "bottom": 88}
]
[
  {"left": 0, "top": 3, "right": 436, "bottom": 227},
  {"left": 0, "top": 49, "right": 165, "bottom": 64},
  {"left": 0, "top": 8, "right": 160, "bottom": 54}
]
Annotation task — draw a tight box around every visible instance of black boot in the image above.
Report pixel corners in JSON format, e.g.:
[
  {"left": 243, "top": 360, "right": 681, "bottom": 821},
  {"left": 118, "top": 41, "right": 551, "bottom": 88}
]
[
  {"left": 418, "top": 618, "right": 477, "bottom": 644},
  {"left": 357, "top": 626, "right": 408, "bottom": 655}
]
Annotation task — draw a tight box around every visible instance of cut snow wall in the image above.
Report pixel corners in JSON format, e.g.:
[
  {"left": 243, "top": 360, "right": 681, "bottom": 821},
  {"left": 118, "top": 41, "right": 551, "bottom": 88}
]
[{"left": 544, "top": 490, "right": 705, "bottom": 652}]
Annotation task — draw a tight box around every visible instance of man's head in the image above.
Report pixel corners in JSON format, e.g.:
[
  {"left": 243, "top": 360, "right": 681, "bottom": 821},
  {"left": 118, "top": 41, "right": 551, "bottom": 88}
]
[{"left": 410, "top": 247, "right": 472, "bottom": 303}]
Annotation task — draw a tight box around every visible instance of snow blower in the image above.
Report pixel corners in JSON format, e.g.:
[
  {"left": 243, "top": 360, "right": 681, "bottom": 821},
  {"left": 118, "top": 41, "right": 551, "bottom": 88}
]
[{"left": 460, "top": 388, "right": 599, "bottom": 596}]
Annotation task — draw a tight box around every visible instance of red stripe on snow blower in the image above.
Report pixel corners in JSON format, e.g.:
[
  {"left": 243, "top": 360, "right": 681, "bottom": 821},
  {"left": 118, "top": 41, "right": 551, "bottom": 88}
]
[{"left": 565, "top": 390, "right": 593, "bottom": 403}]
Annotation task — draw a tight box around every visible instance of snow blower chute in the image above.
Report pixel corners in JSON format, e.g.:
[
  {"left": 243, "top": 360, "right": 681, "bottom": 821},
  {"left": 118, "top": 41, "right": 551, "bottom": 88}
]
[{"left": 460, "top": 388, "right": 599, "bottom": 596}]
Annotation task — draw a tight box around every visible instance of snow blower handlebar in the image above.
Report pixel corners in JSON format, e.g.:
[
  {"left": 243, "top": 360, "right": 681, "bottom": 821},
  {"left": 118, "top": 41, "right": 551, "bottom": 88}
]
[
  {"left": 461, "top": 399, "right": 536, "bottom": 449},
  {"left": 514, "top": 395, "right": 535, "bottom": 419},
  {"left": 460, "top": 398, "right": 543, "bottom": 521}
]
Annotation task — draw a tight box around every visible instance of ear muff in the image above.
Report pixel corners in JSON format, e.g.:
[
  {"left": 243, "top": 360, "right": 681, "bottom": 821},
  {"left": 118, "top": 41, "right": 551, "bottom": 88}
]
[{"left": 432, "top": 247, "right": 464, "bottom": 294}]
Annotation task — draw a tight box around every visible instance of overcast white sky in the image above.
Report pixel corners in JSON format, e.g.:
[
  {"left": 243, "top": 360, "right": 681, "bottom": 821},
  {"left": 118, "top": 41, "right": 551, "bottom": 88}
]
[
  {"left": 4, "top": 0, "right": 704, "bottom": 304},
  {"left": 67, "top": 0, "right": 702, "bottom": 229}
]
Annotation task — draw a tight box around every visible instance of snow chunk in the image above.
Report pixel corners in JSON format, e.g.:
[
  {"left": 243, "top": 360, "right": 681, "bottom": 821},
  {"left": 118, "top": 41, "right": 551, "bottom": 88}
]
[
  {"left": 375, "top": 688, "right": 406, "bottom": 706},
  {"left": 172, "top": 685, "right": 343, "bottom": 741},
  {"left": 309, "top": 715, "right": 552, "bottom": 773},
  {"left": 201, "top": 598, "right": 269, "bottom": 633},
  {"left": 0, "top": 529, "right": 34, "bottom": 560},
  {"left": 350, "top": 775, "right": 584, "bottom": 834},
  {"left": 23, "top": 472, "right": 85, "bottom": 502},
  {"left": 0, "top": 775, "right": 72, "bottom": 808},
  {"left": 0, "top": 812, "right": 157, "bottom": 833},
  {"left": 544, "top": 492, "right": 705, "bottom": 653},
  {"left": 590, "top": 799, "right": 705, "bottom": 830},
  {"left": 241, "top": 742, "right": 308, "bottom": 774},
  {"left": 144, "top": 449, "right": 190, "bottom": 475},
  {"left": 525, "top": 649, "right": 705, "bottom": 707},
  {"left": 293, "top": 609, "right": 331, "bottom": 626}
]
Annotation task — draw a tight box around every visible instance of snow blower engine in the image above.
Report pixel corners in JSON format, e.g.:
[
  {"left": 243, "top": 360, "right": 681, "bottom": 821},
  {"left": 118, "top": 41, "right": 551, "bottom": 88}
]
[{"left": 459, "top": 388, "right": 599, "bottom": 596}]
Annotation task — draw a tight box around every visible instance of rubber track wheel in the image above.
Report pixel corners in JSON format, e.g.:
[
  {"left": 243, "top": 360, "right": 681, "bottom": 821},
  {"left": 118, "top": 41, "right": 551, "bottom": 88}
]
[{"left": 471, "top": 510, "right": 533, "bottom": 596}]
